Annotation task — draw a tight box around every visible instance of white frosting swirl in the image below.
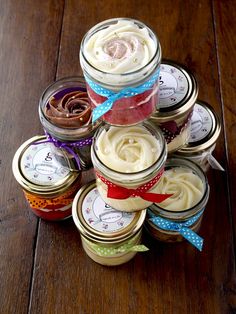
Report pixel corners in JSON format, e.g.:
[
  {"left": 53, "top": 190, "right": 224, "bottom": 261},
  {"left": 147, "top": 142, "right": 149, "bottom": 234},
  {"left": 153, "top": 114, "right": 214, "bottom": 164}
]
[
  {"left": 84, "top": 20, "right": 156, "bottom": 74},
  {"left": 155, "top": 167, "right": 204, "bottom": 211},
  {"left": 96, "top": 126, "right": 161, "bottom": 172}
]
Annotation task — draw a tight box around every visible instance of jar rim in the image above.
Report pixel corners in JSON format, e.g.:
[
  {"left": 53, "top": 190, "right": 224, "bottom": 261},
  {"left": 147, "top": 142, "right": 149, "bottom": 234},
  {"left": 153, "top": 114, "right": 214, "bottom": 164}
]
[
  {"left": 149, "top": 157, "right": 210, "bottom": 218},
  {"left": 177, "top": 100, "right": 221, "bottom": 153},
  {"left": 80, "top": 17, "right": 161, "bottom": 78},
  {"left": 72, "top": 181, "right": 146, "bottom": 242},
  {"left": 151, "top": 59, "right": 198, "bottom": 122},
  {"left": 12, "top": 135, "right": 80, "bottom": 196}
]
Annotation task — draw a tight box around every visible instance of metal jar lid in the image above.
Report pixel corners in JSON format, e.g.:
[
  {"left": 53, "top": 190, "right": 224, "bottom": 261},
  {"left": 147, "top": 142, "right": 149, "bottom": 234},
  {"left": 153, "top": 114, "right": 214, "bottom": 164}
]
[
  {"left": 72, "top": 181, "right": 146, "bottom": 243},
  {"left": 151, "top": 60, "right": 198, "bottom": 122},
  {"left": 176, "top": 100, "right": 221, "bottom": 154},
  {"left": 12, "top": 135, "right": 80, "bottom": 196}
]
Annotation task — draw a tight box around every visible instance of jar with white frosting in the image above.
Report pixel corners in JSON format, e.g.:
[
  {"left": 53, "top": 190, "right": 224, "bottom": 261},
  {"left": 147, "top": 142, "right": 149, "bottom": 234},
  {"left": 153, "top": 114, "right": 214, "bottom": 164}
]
[
  {"left": 145, "top": 157, "right": 209, "bottom": 250},
  {"left": 91, "top": 121, "right": 169, "bottom": 212},
  {"left": 174, "top": 101, "right": 223, "bottom": 172},
  {"left": 80, "top": 18, "right": 161, "bottom": 126},
  {"left": 150, "top": 60, "right": 198, "bottom": 153},
  {"left": 72, "top": 182, "right": 148, "bottom": 266},
  {"left": 39, "top": 77, "right": 101, "bottom": 170},
  {"left": 12, "top": 136, "right": 81, "bottom": 221}
]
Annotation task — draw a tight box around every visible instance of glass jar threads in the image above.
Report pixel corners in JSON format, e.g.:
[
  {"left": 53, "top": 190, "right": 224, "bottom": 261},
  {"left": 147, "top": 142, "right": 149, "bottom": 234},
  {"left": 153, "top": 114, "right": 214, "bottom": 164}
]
[
  {"left": 150, "top": 60, "right": 198, "bottom": 153},
  {"left": 72, "top": 182, "right": 148, "bottom": 266},
  {"left": 12, "top": 136, "right": 82, "bottom": 221},
  {"left": 174, "top": 101, "right": 223, "bottom": 172},
  {"left": 38, "top": 76, "right": 101, "bottom": 170},
  {"left": 91, "top": 121, "right": 170, "bottom": 212},
  {"left": 145, "top": 157, "right": 209, "bottom": 250},
  {"left": 80, "top": 18, "right": 162, "bottom": 126}
]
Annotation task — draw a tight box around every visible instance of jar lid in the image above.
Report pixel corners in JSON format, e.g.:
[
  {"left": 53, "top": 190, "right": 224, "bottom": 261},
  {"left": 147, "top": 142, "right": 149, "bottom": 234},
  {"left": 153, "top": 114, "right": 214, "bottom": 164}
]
[
  {"left": 72, "top": 181, "right": 146, "bottom": 243},
  {"left": 12, "top": 135, "right": 79, "bottom": 196},
  {"left": 152, "top": 60, "right": 198, "bottom": 122},
  {"left": 176, "top": 100, "right": 221, "bottom": 154}
]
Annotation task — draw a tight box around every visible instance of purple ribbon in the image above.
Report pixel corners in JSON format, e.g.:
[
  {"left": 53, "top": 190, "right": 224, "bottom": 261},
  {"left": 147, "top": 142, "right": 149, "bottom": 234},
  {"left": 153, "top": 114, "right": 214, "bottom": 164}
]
[{"left": 33, "top": 132, "right": 93, "bottom": 170}]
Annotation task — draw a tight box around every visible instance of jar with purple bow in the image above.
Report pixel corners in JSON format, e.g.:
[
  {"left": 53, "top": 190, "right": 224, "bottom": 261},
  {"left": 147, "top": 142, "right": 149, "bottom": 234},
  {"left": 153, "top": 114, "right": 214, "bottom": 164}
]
[{"left": 39, "top": 77, "right": 101, "bottom": 170}]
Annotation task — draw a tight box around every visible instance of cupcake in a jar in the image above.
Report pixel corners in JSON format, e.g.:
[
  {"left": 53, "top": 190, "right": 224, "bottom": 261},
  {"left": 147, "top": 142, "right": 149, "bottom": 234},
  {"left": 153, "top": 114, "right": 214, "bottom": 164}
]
[
  {"left": 80, "top": 18, "right": 161, "bottom": 126},
  {"left": 150, "top": 60, "right": 198, "bottom": 153},
  {"left": 92, "top": 121, "right": 171, "bottom": 212},
  {"left": 174, "top": 101, "right": 223, "bottom": 172},
  {"left": 146, "top": 157, "right": 210, "bottom": 250},
  {"left": 39, "top": 76, "right": 101, "bottom": 170}
]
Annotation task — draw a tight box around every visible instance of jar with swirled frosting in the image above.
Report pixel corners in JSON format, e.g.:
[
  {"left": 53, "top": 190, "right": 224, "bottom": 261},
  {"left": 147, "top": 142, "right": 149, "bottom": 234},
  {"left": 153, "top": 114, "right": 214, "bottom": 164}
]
[
  {"left": 39, "top": 76, "right": 101, "bottom": 170},
  {"left": 80, "top": 18, "right": 161, "bottom": 126},
  {"left": 150, "top": 60, "right": 198, "bottom": 153},
  {"left": 91, "top": 121, "right": 169, "bottom": 212},
  {"left": 145, "top": 157, "right": 210, "bottom": 248}
]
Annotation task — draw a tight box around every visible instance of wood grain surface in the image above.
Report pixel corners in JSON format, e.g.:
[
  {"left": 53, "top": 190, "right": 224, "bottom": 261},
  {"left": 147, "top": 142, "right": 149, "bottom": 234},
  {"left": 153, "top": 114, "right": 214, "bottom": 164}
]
[{"left": 0, "top": 0, "right": 235, "bottom": 313}]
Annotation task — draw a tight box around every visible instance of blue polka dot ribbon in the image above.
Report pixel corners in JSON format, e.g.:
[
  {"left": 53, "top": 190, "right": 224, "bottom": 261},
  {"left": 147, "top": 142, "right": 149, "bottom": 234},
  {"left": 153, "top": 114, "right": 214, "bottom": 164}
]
[
  {"left": 85, "top": 68, "right": 160, "bottom": 123},
  {"left": 148, "top": 209, "right": 205, "bottom": 251}
]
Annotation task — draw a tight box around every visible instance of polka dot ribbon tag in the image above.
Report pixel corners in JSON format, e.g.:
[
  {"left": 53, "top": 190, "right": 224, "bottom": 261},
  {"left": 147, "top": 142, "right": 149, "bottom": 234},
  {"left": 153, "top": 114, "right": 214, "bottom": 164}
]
[
  {"left": 85, "top": 68, "right": 160, "bottom": 123},
  {"left": 148, "top": 209, "right": 205, "bottom": 251},
  {"left": 96, "top": 169, "right": 173, "bottom": 203},
  {"left": 84, "top": 238, "right": 149, "bottom": 257}
]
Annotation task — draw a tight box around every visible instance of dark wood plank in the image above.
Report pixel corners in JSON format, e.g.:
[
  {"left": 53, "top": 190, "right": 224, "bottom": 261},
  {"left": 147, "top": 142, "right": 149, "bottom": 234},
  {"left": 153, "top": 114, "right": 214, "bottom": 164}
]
[
  {"left": 0, "top": 1, "right": 64, "bottom": 313},
  {"left": 27, "top": 0, "right": 235, "bottom": 313},
  {"left": 213, "top": 0, "right": 236, "bottom": 310}
]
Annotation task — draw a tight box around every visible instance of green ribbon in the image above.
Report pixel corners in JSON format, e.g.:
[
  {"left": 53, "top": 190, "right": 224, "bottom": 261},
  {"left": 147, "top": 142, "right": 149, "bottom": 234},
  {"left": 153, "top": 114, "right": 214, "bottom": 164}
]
[{"left": 84, "top": 237, "right": 149, "bottom": 257}]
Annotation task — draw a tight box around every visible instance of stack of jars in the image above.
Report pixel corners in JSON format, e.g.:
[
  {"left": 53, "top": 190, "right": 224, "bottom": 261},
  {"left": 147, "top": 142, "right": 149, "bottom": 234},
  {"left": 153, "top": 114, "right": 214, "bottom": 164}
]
[{"left": 12, "top": 18, "right": 223, "bottom": 266}]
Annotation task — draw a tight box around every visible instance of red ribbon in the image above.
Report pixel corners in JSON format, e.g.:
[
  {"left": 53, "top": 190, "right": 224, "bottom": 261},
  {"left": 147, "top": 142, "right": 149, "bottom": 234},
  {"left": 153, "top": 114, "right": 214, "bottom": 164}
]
[{"left": 96, "top": 169, "right": 172, "bottom": 204}]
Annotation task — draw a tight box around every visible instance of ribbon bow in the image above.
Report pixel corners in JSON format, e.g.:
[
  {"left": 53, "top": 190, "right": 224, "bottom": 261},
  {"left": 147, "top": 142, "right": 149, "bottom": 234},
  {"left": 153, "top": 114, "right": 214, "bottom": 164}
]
[
  {"left": 96, "top": 170, "right": 173, "bottom": 204},
  {"left": 84, "top": 237, "right": 149, "bottom": 257},
  {"left": 148, "top": 209, "right": 205, "bottom": 251},
  {"left": 85, "top": 68, "right": 160, "bottom": 123},
  {"left": 33, "top": 132, "right": 93, "bottom": 170}
]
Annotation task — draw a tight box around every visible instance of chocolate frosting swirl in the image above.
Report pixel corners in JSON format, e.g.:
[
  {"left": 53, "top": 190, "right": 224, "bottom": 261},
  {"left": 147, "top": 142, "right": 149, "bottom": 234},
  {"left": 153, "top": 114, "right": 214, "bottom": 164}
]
[{"left": 44, "top": 91, "right": 92, "bottom": 128}]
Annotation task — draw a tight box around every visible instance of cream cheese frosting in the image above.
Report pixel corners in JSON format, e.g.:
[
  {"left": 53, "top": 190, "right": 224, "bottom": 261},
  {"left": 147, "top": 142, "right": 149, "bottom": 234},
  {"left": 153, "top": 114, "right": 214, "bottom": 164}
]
[
  {"left": 95, "top": 125, "right": 161, "bottom": 172},
  {"left": 84, "top": 20, "right": 156, "bottom": 74},
  {"left": 155, "top": 167, "right": 204, "bottom": 211}
]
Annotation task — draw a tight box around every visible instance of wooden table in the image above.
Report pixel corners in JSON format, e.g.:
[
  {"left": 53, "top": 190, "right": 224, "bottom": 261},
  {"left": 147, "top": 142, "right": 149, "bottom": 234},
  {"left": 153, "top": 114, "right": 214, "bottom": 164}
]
[{"left": 1, "top": 1, "right": 236, "bottom": 313}]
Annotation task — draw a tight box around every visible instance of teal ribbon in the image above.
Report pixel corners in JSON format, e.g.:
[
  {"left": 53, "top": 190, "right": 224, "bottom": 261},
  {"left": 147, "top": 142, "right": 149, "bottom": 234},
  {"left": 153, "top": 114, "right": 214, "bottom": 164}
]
[
  {"left": 148, "top": 209, "right": 205, "bottom": 251},
  {"left": 85, "top": 68, "right": 160, "bottom": 123}
]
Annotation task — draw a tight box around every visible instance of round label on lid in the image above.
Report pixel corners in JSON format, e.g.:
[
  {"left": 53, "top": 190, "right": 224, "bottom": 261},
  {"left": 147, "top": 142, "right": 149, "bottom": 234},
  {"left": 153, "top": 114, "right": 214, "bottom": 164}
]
[
  {"left": 189, "top": 103, "right": 213, "bottom": 143},
  {"left": 158, "top": 64, "right": 189, "bottom": 108},
  {"left": 20, "top": 141, "right": 70, "bottom": 185},
  {"left": 82, "top": 187, "right": 135, "bottom": 233}
]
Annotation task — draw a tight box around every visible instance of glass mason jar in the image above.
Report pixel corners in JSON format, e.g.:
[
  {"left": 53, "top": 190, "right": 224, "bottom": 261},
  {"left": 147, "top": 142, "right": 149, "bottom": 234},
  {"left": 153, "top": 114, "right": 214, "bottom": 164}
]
[
  {"left": 174, "top": 101, "right": 223, "bottom": 172},
  {"left": 38, "top": 76, "right": 101, "bottom": 170},
  {"left": 91, "top": 121, "right": 168, "bottom": 212},
  {"left": 80, "top": 18, "right": 162, "bottom": 126},
  {"left": 145, "top": 157, "right": 210, "bottom": 244},
  {"left": 12, "top": 136, "right": 81, "bottom": 221},
  {"left": 150, "top": 60, "right": 198, "bottom": 153},
  {"left": 72, "top": 182, "right": 147, "bottom": 266}
]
